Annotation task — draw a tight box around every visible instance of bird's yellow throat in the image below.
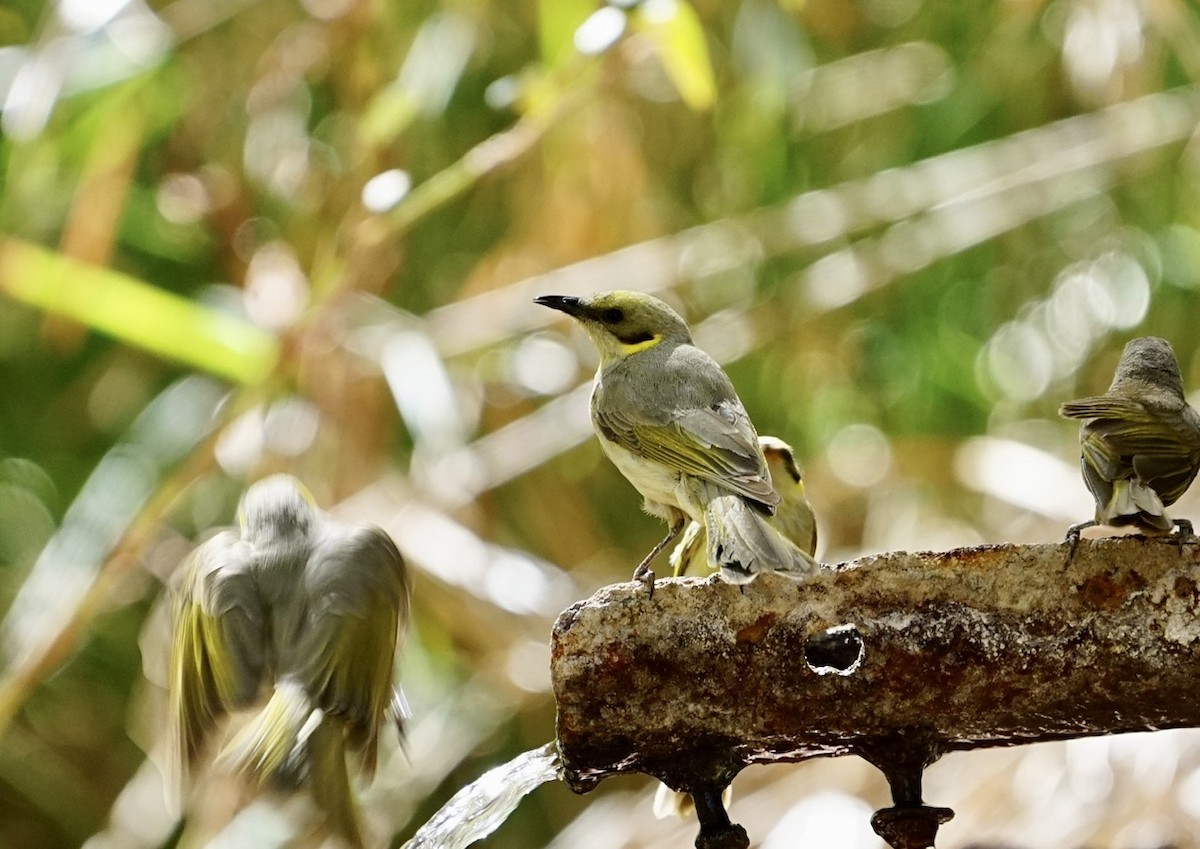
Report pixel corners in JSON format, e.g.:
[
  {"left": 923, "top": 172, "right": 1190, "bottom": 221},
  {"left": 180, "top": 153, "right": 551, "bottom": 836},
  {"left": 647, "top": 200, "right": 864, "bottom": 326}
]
[{"left": 620, "top": 333, "right": 664, "bottom": 355}]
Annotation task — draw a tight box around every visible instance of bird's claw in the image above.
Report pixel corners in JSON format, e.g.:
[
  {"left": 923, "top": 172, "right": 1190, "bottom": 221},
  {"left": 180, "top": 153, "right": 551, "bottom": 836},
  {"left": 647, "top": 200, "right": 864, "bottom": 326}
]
[
  {"left": 1064, "top": 530, "right": 1082, "bottom": 564},
  {"left": 1173, "top": 519, "right": 1195, "bottom": 555},
  {"left": 1063, "top": 520, "right": 1096, "bottom": 564},
  {"left": 632, "top": 562, "right": 656, "bottom": 598}
]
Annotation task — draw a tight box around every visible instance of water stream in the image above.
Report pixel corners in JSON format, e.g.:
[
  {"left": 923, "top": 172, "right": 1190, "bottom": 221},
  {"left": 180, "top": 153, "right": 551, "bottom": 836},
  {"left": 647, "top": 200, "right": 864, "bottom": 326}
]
[{"left": 401, "top": 742, "right": 562, "bottom": 849}]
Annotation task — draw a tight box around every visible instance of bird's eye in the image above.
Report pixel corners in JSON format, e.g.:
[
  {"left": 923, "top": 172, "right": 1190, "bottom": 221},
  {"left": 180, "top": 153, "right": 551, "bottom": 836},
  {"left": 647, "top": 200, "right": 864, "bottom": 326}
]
[{"left": 602, "top": 307, "right": 624, "bottom": 323}]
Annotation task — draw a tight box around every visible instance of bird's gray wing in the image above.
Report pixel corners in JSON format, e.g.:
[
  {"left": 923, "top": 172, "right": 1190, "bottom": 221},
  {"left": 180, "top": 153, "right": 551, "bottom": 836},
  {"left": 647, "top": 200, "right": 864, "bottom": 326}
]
[
  {"left": 593, "top": 345, "right": 778, "bottom": 507},
  {"left": 1062, "top": 394, "right": 1200, "bottom": 505},
  {"left": 597, "top": 399, "right": 778, "bottom": 507},
  {"left": 296, "top": 523, "right": 409, "bottom": 776},
  {"left": 171, "top": 531, "right": 267, "bottom": 776}
]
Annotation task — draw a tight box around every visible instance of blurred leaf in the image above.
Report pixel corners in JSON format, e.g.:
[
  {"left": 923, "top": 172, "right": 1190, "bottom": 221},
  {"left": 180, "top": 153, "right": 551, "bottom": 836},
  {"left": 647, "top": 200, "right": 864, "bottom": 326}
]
[
  {"left": 539, "top": 0, "right": 595, "bottom": 67},
  {"left": 361, "top": 87, "right": 421, "bottom": 147},
  {"left": 633, "top": 0, "right": 716, "bottom": 110},
  {"left": 363, "top": 12, "right": 476, "bottom": 144},
  {"left": 0, "top": 238, "right": 277, "bottom": 384}
]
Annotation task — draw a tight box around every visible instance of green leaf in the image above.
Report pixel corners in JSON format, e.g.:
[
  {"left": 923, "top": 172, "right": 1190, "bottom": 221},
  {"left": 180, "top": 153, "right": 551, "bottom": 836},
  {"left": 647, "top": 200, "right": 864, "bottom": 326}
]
[
  {"left": 634, "top": 0, "right": 716, "bottom": 111},
  {"left": 0, "top": 238, "right": 278, "bottom": 384}
]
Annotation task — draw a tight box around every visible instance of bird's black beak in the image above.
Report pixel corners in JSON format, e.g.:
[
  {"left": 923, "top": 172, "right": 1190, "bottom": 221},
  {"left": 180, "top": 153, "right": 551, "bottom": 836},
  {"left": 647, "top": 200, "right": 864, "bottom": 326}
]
[{"left": 534, "top": 294, "right": 587, "bottom": 318}]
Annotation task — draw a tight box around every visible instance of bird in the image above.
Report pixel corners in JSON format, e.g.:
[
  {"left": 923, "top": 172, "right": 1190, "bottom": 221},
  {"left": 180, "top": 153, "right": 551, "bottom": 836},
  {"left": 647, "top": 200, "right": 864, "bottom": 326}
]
[
  {"left": 169, "top": 474, "right": 409, "bottom": 848},
  {"left": 1059, "top": 336, "right": 1200, "bottom": 555},
  {"left": 669, "top": 434, "right": 818, "bottom": 577},
  {"left": 534, "top": 290, "right": 819, "bottom": 592}
]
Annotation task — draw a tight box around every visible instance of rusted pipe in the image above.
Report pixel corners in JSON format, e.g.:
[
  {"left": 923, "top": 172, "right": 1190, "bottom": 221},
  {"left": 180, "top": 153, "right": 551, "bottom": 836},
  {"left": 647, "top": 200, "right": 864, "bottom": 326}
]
[{"left": 551, "top": 536, "right": 1200, "bottom": 846}]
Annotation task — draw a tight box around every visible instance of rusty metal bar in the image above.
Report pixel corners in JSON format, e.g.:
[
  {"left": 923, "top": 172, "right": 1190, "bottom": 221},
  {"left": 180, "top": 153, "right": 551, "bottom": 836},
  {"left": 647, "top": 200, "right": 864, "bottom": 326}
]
[{"left": 551, "top": 536, "right": 1200, "bottom": 847}]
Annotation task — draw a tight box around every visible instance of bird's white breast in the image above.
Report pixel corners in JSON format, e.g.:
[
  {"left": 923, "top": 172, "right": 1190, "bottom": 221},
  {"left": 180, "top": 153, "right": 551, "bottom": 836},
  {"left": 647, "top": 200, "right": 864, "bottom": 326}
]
[{"left": 595, "top": 434, "right": 708, "bottom": 523}]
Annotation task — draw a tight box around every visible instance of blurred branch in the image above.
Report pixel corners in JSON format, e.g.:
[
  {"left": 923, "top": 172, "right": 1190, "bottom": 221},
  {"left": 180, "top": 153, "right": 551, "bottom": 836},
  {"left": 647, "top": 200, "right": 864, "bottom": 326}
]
[
  {"left": 309, "top": 69, "right": 596, "bottom": 316},
  {"left": 552, "top": 536, "right": 1200, "bottom": 846},
  {"left": 335, "top": 475, "right": 579, "bottom": 618},
  {"left": 385, "top": 93, "right": 586, "bottom": 235},
  {"left": 427, "top": 83, "right": 1200, "bottom": 354}
]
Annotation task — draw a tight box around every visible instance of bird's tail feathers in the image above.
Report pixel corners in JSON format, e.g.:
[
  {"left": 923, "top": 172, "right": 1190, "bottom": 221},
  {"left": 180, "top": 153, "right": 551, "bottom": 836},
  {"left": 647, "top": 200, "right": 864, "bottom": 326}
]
[
  {"left": 306, "top": 717, "right": 365, "bottom": 848},
  {"left": 1105, "top": 479, "right": 1173, "bottom": 532},
  {"left": 216, "top": 678, "right": 364, "bottom": 847},
  {"left": 700, "top": 484, "right": 820, "bottom": 584},
  {"left": 215, "top": 677, "right": 314, "bottom": 786}
]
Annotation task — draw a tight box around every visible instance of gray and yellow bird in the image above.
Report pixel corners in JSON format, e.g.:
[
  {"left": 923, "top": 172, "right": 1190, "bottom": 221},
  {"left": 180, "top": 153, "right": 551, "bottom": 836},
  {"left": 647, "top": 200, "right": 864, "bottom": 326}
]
[
  {"left": 534, "top": 290, "right": 819, "bottom": 590},
  {"left": 170, "top": 474, "right": 409, "bottom": 848},
  {"left": 669, "top": 434, "right": 818, "bottom": 577},
  {"left": 1059, "top": 336, "right": 1200, "bottom": 552}
]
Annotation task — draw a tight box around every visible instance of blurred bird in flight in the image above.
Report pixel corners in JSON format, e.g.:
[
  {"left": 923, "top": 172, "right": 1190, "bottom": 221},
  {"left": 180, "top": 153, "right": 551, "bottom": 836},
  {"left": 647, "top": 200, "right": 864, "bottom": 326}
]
[{"left": 170, "top": 474, "right": 409, "bottom": 847}]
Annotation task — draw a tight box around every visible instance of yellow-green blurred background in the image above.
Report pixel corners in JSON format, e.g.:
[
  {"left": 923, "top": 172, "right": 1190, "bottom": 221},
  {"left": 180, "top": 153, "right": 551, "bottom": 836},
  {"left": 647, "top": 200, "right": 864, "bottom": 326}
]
[{"left": 4, "top": 0, "right": 1200, "bottom": 846}]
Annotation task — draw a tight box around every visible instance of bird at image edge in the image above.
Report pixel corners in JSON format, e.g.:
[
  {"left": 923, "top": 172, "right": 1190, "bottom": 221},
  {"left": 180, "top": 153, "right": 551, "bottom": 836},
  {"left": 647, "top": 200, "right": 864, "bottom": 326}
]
[
  {"left": 169, "top": 474, "right": 410, "bottom": 848},
  {"left": 534, "top": 290, "right": 820, "bottom": 592},
  {"left": 1059, "top": 336, "right": 1200, "bottom": 555}
]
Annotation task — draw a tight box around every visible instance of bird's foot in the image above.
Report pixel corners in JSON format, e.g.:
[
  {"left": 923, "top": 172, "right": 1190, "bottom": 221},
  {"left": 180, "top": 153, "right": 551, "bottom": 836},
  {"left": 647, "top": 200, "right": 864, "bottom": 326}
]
[
  {"left": 632, "top": 560, "right": 657, "bottom": 598},
  {"left": 630, "top": 517, "right": 686, "bottom": 599},
  {"left": 1064, "top": 521, "right": 1096, "bottom": 563},
  {"left": 1173, "top": 519, "right": 1195, "bottom": 554}
]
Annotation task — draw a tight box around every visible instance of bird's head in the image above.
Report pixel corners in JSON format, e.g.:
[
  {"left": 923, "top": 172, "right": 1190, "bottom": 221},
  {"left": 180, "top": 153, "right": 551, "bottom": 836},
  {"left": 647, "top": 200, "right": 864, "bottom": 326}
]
[
  {"left": 534, "top": 290, "right": 692, "bottom": 362},
  {"left": 759, "top": 435, "right": 803, "bottom": 487},
  {"left": 1112, "top": 336, "right": 1186, "bottom": 397},
  {"left": 238, "top": 474, "right": 316, "bottom": 543}
]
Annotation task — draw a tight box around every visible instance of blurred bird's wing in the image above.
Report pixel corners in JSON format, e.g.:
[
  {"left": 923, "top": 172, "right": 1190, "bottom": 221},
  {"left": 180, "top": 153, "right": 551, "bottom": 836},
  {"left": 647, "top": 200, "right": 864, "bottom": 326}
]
[
  {"left": 171, "top": 531, "right": 267, "bottom": 779},
  {"left": 297, "top": 524, "right": 409, "bottom": 777},
  {"left": 597, "top": 398, "right": 779, "bottom": 508}
]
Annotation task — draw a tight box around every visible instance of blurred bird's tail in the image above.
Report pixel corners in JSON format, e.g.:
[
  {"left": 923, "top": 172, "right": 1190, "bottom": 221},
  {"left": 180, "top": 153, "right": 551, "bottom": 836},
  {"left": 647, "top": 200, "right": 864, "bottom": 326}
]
[
  {"left": 217, "top": 678, "right": 364, "bottom": 847},
  {"left": 698, "top": 483, "right": 820, "bottom": 584}
]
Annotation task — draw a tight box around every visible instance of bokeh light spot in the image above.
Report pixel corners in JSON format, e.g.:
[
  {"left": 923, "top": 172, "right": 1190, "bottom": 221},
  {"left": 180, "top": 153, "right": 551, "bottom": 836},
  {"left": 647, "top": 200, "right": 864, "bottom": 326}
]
[
  {"left": 362, "top": 168, "right": 412, "bottom": 213},
  {"left": 511, "top": 334, "right": 578, "bottom": 396},
  {"left": 826, "top": 423, "right": 892, "bottom": 488},
  {"left": 575, "top": 7, "right": 626, "bottom": 56}
]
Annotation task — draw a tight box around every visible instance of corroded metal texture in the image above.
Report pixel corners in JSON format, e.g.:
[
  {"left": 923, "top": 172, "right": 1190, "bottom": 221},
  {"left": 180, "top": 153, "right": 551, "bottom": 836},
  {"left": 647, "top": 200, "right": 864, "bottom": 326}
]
[{"left": 551, "top": 536, "right": 1200, "bottom": 797}]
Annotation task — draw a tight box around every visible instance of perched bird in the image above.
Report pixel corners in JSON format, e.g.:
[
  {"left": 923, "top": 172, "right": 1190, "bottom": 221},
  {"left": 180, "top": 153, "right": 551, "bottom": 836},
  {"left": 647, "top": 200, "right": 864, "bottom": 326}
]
[
  {"left": 670, "top": 434, "right": 818, "bottom": 577},
  {"left": 170, "top": 475, "right": 409, "bottom": 847},
  {"left": 534, "top": 290, "right": 818, "bottom": 591},
  {"left": 1059, "top": 336, "right": 1200, "bottom": 553}
]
